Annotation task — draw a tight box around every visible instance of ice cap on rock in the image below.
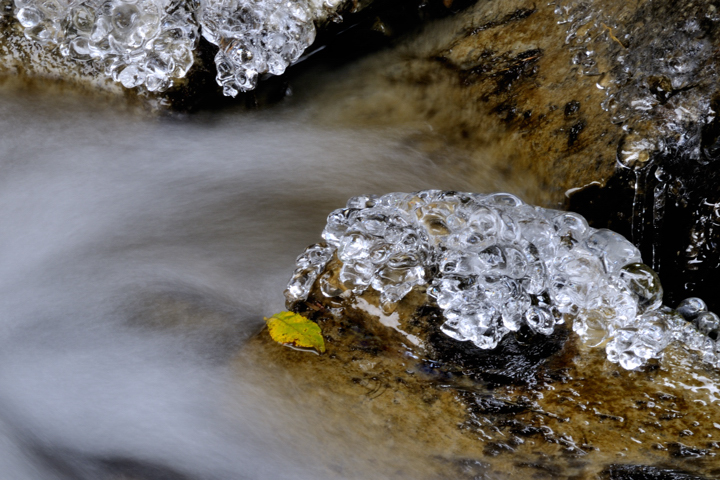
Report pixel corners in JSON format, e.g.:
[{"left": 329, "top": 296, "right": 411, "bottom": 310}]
[{"left": 285, "top": 190, "right": 720, "bottom": 371}]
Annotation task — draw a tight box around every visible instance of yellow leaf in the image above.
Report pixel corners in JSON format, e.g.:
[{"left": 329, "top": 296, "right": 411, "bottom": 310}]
[{"left": 264, "top": 311, "right": 325, "bottom": 354}]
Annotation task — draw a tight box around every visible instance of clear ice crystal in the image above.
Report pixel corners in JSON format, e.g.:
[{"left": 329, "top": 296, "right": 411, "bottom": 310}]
[
  {"left": 198, "top": 0, "right": 317, "bottom": 96},
  {"left": 13, "top": 0, "right": 198, "bottom": 92},
  {"left": 284, "top": 191, "right": 720, "bottom": 371},
  {"left": 284, "top": 243, "right": 334, "bottom": 305},
  {"left": 11, "top": 0, "right": 343, "bottom": 94}
]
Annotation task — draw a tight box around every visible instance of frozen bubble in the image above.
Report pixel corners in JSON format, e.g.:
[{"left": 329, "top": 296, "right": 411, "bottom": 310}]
[
  {"left": 501, "top": 294, "right": 530, "bottom": 332},
  {"left": 347, "top": 195, "right": 378, "bottom": 209},
  {"left": 618, "top": 263, "right": 663, "bottom": 312},
  {"left": 573, "top": 310, "right": 609, "bottom": 347},
  {"left": 694, "top": 311, "right": 720, "bottom": 337},
  {"left": 17, "top": 6, "right": 42, "bottom": 27},
  {"left": 319, "top": 271, "right": 343, "bottom": 298},
  {"left": 525, "top": 306, "right": 555, "bottom": 335},
  {"left": 552, "top": 211, "right": 590, "bottom": 243},
  {"left": 677, "top": 297, "right": 708, "bottom": 321},
  {"left": 286, "top": 191, "right": 718, "bottom": 371}
]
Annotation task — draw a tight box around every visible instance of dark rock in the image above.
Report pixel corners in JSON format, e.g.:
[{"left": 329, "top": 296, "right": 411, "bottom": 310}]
[
  {"left": 602, "top": 464, "right": 709, "bottom": 480},
  {"left": 426, "top": 320, "right": 571, "bottom": 387}
]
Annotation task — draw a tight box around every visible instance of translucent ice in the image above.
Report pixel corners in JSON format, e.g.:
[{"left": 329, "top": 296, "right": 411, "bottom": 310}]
[
  {"left": 11, "top": 0, "right": 344, "bottom": 94},
  {"left": 285, "top": 190, "right": 720, "bottom": 371},
  {"left": 198, "top": 0, "right": 317, "bottom": 96},
  {"left": 13, "top": 0, "right": 198, "bottom": 92},
  {"left": 284, "top": 243, "right": 334, "bottom": 305},
  {"left": 553, "top": 1, "right": 718, "bottom": 166}
]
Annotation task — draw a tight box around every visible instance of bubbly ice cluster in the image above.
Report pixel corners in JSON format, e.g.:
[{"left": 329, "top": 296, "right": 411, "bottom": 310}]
[
  {"left": 13, "top": 0, "right": 198, "bottom": 91},
  {"left": 285, "top": 191, "right": 720, "bottom": 370},
  {"left": 11, "top": 0, "right": 342, "bottom": 94},
  {"left": 199, "top": 0, "right": 319, "bottom": 96}
]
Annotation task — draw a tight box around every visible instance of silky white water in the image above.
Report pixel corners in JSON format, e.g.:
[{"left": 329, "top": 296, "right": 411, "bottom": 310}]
[{"left": 0, "top": 88, "right": 490, "bottom": 479}]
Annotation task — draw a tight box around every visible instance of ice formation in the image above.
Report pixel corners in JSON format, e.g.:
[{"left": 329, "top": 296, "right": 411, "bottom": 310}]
[
  {"left": 10, "top": 0, "right": 342, "bottom": 94},
  {"left": 553, "top": 0, "right": 717, "bottom": 165},
  {"left": 13, "top": 0, "right": 198, "bottom": 91},
  {"left": 285, "top": 190, "right": 720, "bottom": 371},
  {"left": 199, "top": 0, "right": 337, "bottom": 96}
]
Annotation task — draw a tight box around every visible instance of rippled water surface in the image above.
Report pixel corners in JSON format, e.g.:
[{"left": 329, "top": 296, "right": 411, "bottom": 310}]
[{"left": 0, "top": 87, "right": 506, "bottom": 479}]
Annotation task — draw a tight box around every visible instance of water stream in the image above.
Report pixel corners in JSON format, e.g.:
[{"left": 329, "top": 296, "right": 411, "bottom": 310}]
[{"left": 0, "top": 86, "right": 508, "bottom": 479}]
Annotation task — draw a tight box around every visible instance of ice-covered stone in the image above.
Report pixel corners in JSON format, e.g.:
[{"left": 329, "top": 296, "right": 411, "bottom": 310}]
[
  {"left": 285, "top": 191, "right": 720, "bottom": 371},
  {"left": 9, "top": 0, "right": 345, "bottom": 94},
  {"left": 12, "top": 0, "right": 198, "bottom": 92},
  {"left": 198, "top": 0, "right": 334, "bottom": 96}
]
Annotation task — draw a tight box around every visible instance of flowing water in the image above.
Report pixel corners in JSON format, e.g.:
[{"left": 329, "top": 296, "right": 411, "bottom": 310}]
[{"left": 0, "top": 85, "right": 529, "bottom": 479}]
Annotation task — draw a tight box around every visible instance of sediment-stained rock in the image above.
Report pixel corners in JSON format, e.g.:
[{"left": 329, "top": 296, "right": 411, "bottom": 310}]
[{"left": 309, "top": 0, "right": 626, "bottom": 206}]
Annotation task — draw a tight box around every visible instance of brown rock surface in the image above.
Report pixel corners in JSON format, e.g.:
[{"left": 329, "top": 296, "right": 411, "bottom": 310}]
[
  {"left": 229, "top": 275, "right": 720, "bottom": 479},
  {"left": 309, "top": 0, "right": 625, "bottom": 207}
]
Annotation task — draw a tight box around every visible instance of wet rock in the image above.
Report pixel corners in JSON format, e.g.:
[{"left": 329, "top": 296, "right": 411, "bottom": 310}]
[
  {"left": 302, "top": 0, "right": 720, "bottom": 310},
  {"left": 310, "top": 0, "right": 629, "bottom": 206},
  {"left": 227, "top": 191, "right": 720, "bottom": 479},
  {"left": 601, "top": 464, "right": 711, "bottom": 480},
  {"left": 235, "top": 270, "right": 720, "bottom": 478}
]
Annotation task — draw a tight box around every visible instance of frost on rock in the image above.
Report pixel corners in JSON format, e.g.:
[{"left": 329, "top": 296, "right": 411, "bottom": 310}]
[
  {"left": 285, "top": 190, "right": 720, "bottom": 371},
  {"left": 553, "top": 0, "right": 718, "bottom": 166},
  {"left": 13, "top": 0, "right": 198, "bottom": 91}
]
